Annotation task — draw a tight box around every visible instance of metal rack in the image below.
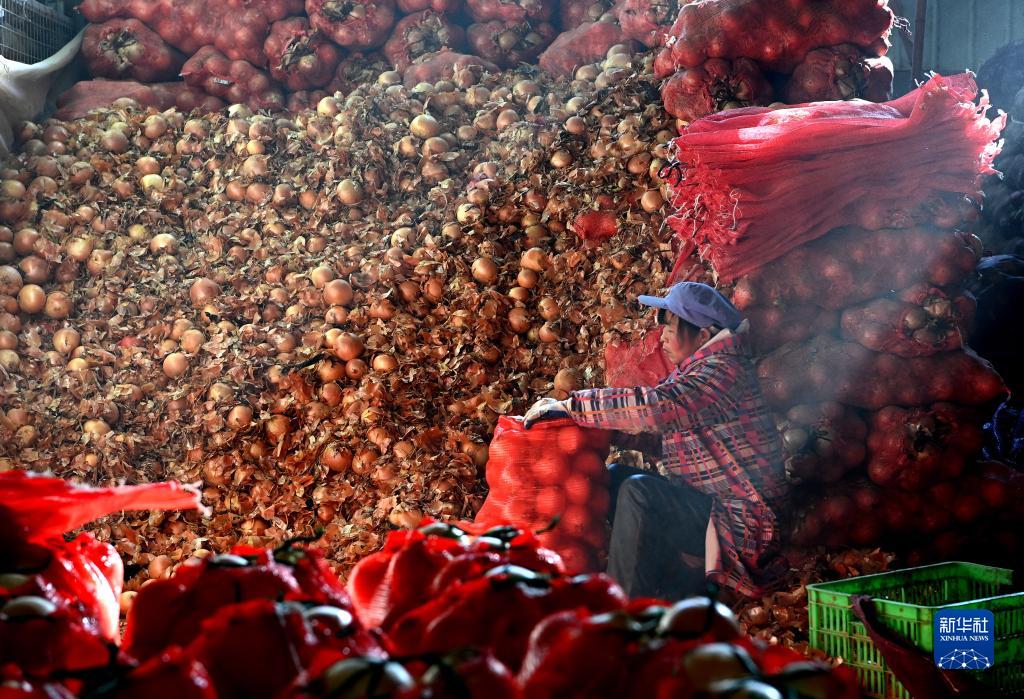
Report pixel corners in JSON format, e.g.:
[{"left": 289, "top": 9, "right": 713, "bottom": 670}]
[{"left": 0, "top": 0, "right": 75, "bottom": 64}]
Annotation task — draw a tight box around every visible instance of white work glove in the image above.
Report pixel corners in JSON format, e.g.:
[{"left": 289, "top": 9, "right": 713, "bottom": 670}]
[{"left": 522, "top": 397, "right": 571, "bottom": 429}]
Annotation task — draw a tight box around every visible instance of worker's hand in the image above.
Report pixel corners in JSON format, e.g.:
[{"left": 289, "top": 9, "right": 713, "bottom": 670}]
[{"left": 523, "top": 398, "right": 571, "bottom": 429}]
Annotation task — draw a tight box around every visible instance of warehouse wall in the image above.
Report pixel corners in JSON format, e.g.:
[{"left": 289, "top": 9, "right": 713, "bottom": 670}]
[{"left": 889, "top": 0, "right": 1024, "bottom": 93}]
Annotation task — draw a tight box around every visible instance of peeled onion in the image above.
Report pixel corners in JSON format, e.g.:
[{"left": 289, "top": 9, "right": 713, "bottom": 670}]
[
  {"left": 372, "top": 354, "right": 397, "bottom": 373},
  {"left": 265, "top": 415, "right": 291, "bottom": 443},
  {"left": 517, "top": 268, "right": 538, "bottom": 289}
]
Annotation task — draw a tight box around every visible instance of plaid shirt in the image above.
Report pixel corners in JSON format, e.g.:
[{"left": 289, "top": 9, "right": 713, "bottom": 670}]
[{"left": 568, "top": 327, "right": 787, "bottom": 597}]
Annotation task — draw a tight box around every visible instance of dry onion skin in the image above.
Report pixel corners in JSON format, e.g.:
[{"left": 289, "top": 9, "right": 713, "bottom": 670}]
[{"left": 0, "top": 53, "right": 679, "bottom": 582}]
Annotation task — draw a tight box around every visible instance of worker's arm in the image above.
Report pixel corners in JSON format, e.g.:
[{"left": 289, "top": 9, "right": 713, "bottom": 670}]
[{"left": 567, "top": 356, "right": 742, "bottom": 434}]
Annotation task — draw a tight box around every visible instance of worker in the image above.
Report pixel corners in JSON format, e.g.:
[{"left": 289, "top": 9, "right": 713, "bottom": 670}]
[{"left": 524, "top": 282, "right": 788, "bottom": 601}]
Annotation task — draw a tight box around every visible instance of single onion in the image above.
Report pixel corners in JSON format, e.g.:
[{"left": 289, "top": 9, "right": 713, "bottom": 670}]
[
  {"left": 323, "top": 279, "right": 354, "bottom": 306},
  {"left": 517, "top": 268, "right": 538, "bottom": 289},
  {"left": 83, "top": 419, "right": 111, "bottom": 436},
  {"left": 346, "top": 358, "right": 368, "bottom": 380},
  {"left": 508, "top": 287, "right": 530, "bottom": 302},
  {"left": 508, "top": 308, "right": 531, "bottom": 333},
  {"left": 539, "top": 322, "right": 560, "bottom": 343},
  {"left": 472, "top": 257, "right": 498, "bottom": 284},
  {"left": 208, "top": 383, "right": 233, "bottom": 402},
  {"left": 351, "top": 448, "right": 380, "bottom": 475},
  {"left": 334, "top": 332, "right": 363, "bottom": 361},
  {"left": 538, "top": 297, "right": 560, "bottom": 321},
  {"left": 321, "top": 443, "right": 353, "bottom": 473},
  {"left": 44, "top": 292, "right": 71, "bottom": 319},
  {"left": 189, "top": 278, "right": 220, "bottom": 306},
  {"left": 227, "top": 405, "right": 253, "bottom": 429},
  {"left": 149, "top": 234, "right": 178, "bottom": 255},
  {"left": 521, "top": 247, "right": 550, "bottom": 272},
  {"left": 265, "top": 415, "right": 291, "bottom": 443},
  {"left": 180, "top": 329, "right": 206, "bottom": 354},
  {"left": 0, "top": 349, "right": 17, "bottom": 371},
  {"left": 17, "top": 284, "right": 45, "bottom": 314},
  {"left": 554, "top": 368, "right": 581, "bottom": 393},
  {"left": 0, "top": 266, "right": 22, "bottom": 295},
  {"left": 410, "top": 114, "right": 440, "bottom": 139},
  {"left": 162, "top": 352, "right": 189, "bottom": 378},
  {"left": 318, "top": 359, "right": 346, "bottom": 383},
  {"left": 325, "top": 306, "right": 349, "bottom": 325},
  {"left": 0, "top": 330, "right": 15, "bottom": 349},
  {"left": 372, "top": 354, "right": 397, "bottom": 373},
  {"left": 66, "top": 237, "right": 95, "bottom": 262},
  {"left": 310, "top": 266, "right": 335, "bottom": 288}
]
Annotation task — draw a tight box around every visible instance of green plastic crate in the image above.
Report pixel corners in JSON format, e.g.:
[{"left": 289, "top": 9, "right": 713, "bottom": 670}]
[{"left": 807, "top": 562, "right": 1024, "bottom": 698}]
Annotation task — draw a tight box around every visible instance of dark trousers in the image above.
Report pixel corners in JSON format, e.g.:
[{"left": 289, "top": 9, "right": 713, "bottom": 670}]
[{"left": 606, "top": 463, "right": 713, "bottom": 601}]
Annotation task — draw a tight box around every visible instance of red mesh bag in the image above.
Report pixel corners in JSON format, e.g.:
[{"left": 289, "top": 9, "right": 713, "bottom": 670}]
[
  {"left": 743, "top": 303, "right": 839, "bottom": 355},
  {"left": 656, "top": 0, "right": 894, "bottom": 75},
  {"left": 840, "top": 284, "right": 975, "bottom": 358},
  {"left": 729, "top": 226, "right": 982, "bottom": 312},
  {"left": 226, "top": 0, "right": 306, "bottom": 22},
  {"left": 306, "top": 0, "right": 397, "bottom": 50},
  {"left": 82, "top": 19, "right": 185, "bottom": 83},
  {"left": 784, "top": 45, "right": 894, "bottom": 104},
  {"left": 465, "top": 0, "right": 554, "bottom": 24},
  {"left": 181, "top": 46, "right": 286, "bottom": 111},
  {"left": 475, "top": 417, "right": 612, "bottom": 572},
  {"left": 265, "top": 17, "right": 344, "bottom": 90},
  {"left": 664, "top": 74, "right": 1004, "bottom": 281},
  {"left": 661, "top": 57, "right": 774, "bottom": 123},
  {"left": 560, "top": 0, "right": 614, "bottom": 31},
  {"left": 615, "top": 0, "right": 681, "bottom": 47},
  {"left": 401, "top": 50, "right": 499, "bottom": 87},
  {"left": 538, "top": 19, "right": 636, "bottom": 77},
  {"left": 866, "top": 403, "right": 984, "bottom": 492},
  {"left": 604, "top": 326, "right": 673, "bottom": 388},
  {"left": 384, "top": 11, "right": 466, "bottom": 71},
  {"left": 467, "top": 20, "right": 556, "bottom": 68},
  {"left": 756, "top": 334, "right": 1006, "bottom": 410},
  {"left": 777, "top": 402, "right": 867, "bottom": 484},
  {"left": 346, "top": 520, "right": 563, "bottom": 631}
]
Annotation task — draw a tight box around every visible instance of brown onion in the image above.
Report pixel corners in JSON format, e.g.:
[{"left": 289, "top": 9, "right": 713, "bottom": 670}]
[
  {"left": 44, "top": 291, "right": 71, "bottom": 319},
  {"left": 265, "top": 415, "right": 291, "bottom": 443},
  {"left": 162, "top": 352, "right": 188, "bottom": 378},
  {"left": 334, "top": 333, "right": 363, "bottom": 361},
  {"left": 189, "top": 278, "right": 220, "bottom": 306},
  {"left": 0, "top": 330, "right": 15, "bottom": 350},
  {"left": 179, "top": 329, "right": 206, "bottom": 354},
  {"left": 472, "top": 257, "right": 498, "bottom": 284},
  {"left": 372, "top": 354, "right": 397, "bottom": 373},
  {"left": 17, "top": 284, "right": 45, "bottom": 314},
  {"left": 321, "top": 443, "right": 353, "bottom": 473},
  {"left": 227, "top": 405, "right": 253, "bottom": 429},
  {"left": 351, "top": 448, "right": 379, "bottom": 475},
  {"left": 508, "top": 308, "right": 531, "bottom": 333},
  {"left": 517, "top": 268, "right": 538, "bottom": 289},
  {"left": 208, "top": 383, "right": 233, "bottom": 402},
  {"left": 538, "top": 297, "right": 560, "bottom": 321},
  {"left": 83, "top": 419, "right": 111, "bottom": 436},
  {"left": 554, "top": 368, "right": 581, "bottom": 393},
  {"left": 52, "top": 327, "right": 80, "bottom": 354},
  {"left": 0, "top": 266, "right": 21, "bottom": 295},
  {"left": 345, "top": 358, "right": 368, "bottom": 380},
  {"left": 323, "top": 279, "right": 354, "bottom": 306},
  {"left": 318, "top": 359, "right": 346, "bottom": 383}
]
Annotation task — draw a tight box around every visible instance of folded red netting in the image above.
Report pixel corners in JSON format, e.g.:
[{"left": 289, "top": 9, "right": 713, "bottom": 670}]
[
  {"left": 665, "top": 73, "right": 1005, "bottom": 281},
  {"left": 0, "top": 470, "right": 201, "bottom": 542}
]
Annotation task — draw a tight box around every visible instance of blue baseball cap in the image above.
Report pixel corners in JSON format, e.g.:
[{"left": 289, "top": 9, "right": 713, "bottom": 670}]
[{"left": 638, "top": 282, "right": 743, "bottom": 331}]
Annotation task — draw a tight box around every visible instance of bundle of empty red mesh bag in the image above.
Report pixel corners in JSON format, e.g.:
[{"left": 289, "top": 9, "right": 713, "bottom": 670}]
[
  {"left": 665, "top": 73, "right": 1005, "bottom": 282},
  {"left": 474, "top": 416, "right": 612, "bottom": 572}
]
